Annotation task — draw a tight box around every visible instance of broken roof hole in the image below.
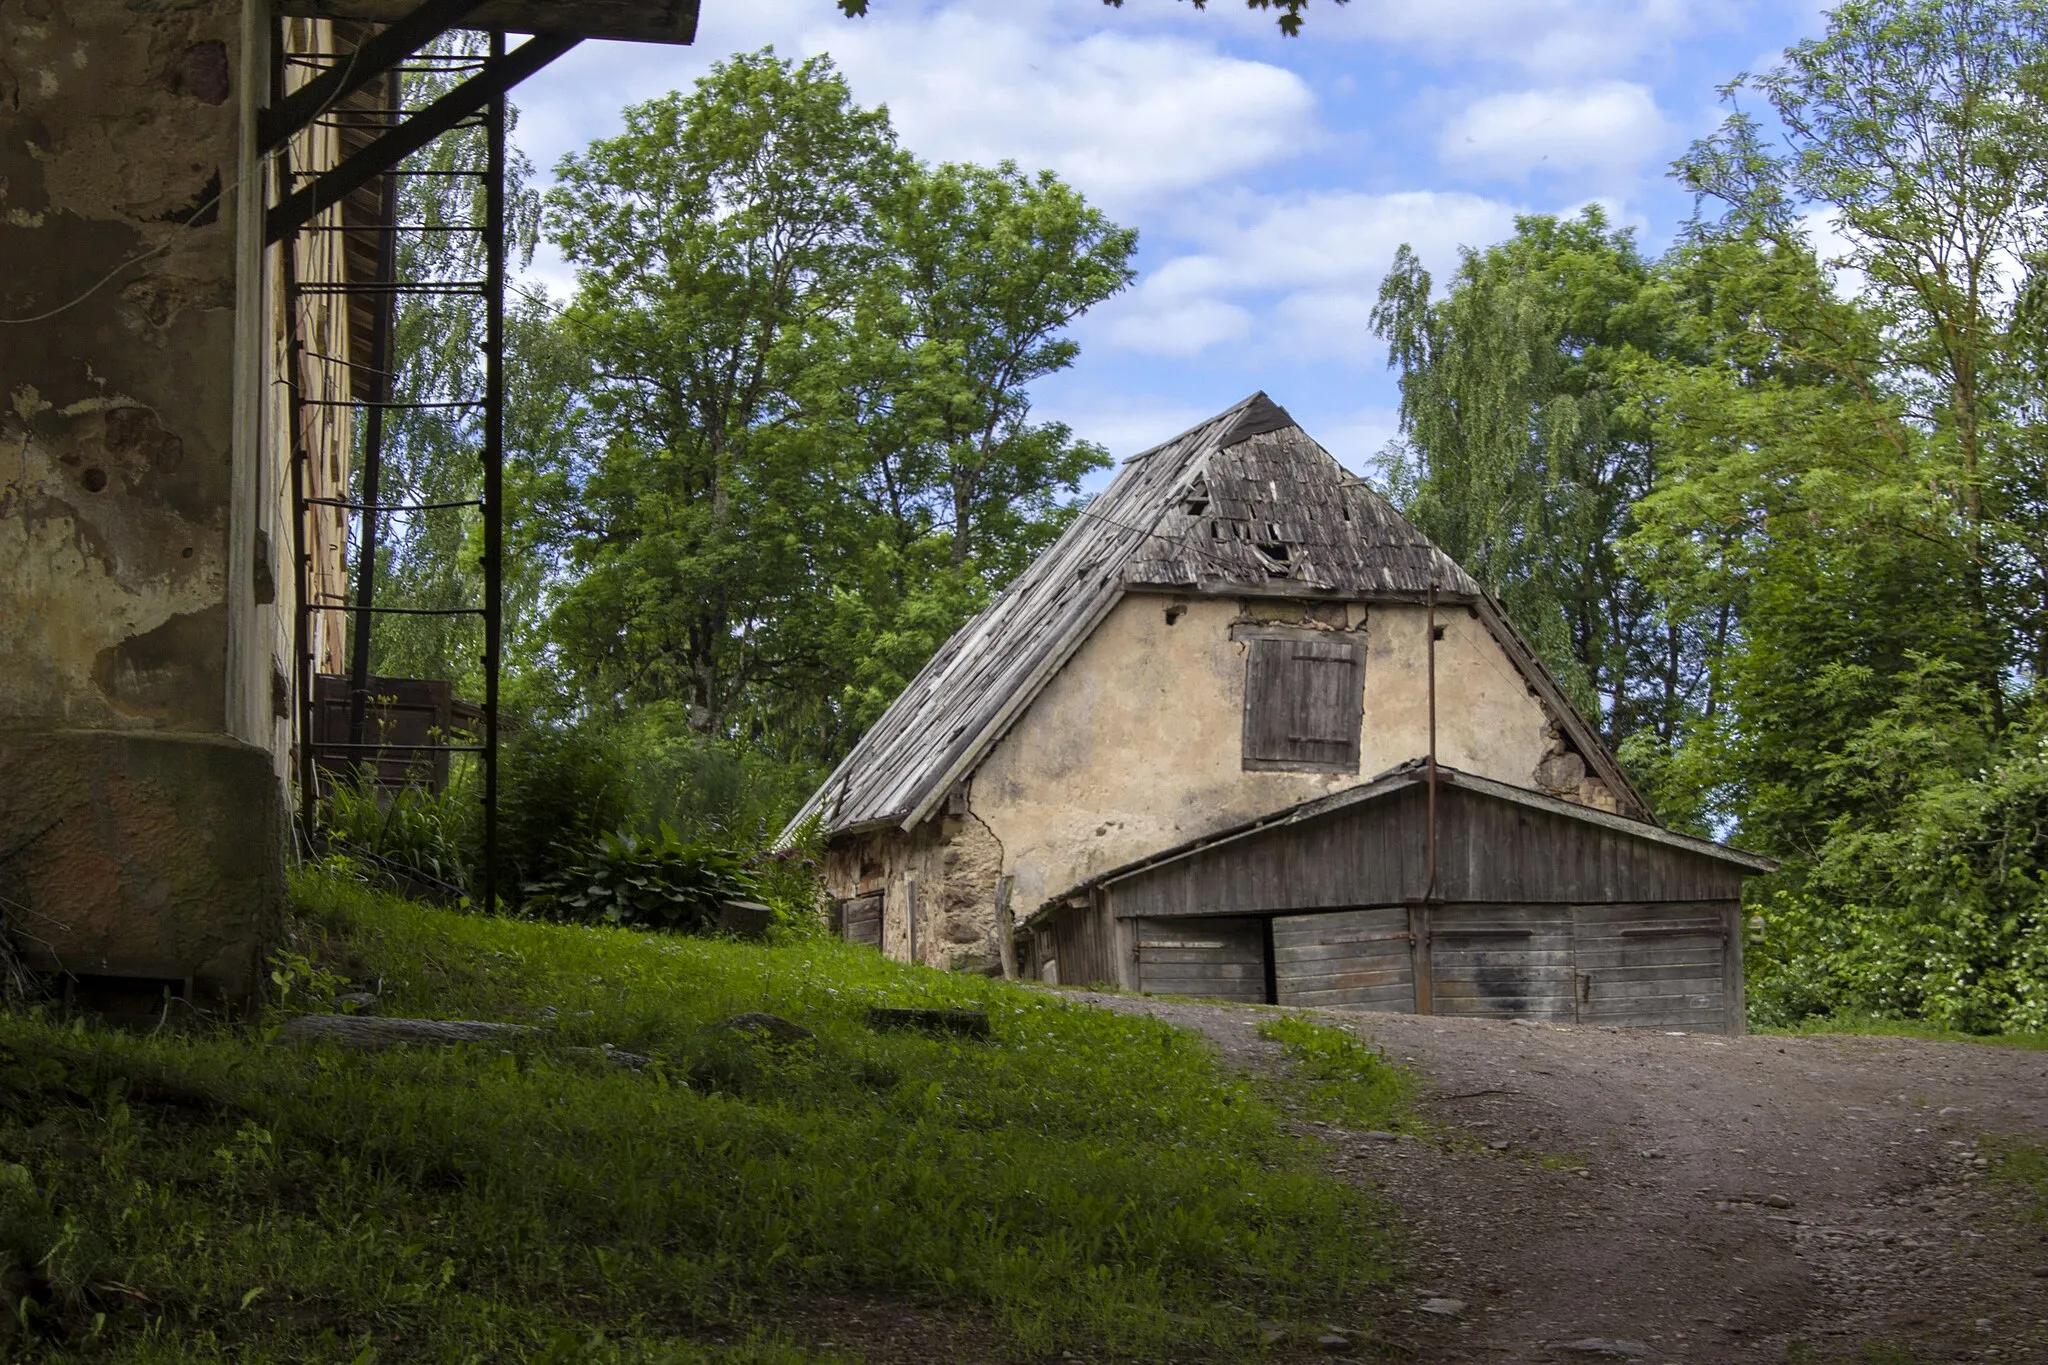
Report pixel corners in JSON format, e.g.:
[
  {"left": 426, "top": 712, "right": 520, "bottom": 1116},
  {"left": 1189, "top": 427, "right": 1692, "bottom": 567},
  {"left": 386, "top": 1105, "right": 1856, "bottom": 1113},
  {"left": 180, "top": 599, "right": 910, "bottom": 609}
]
[
  {"left": 1180, "top": 476, "right": 1210, "bottom": 517},
  {"left": 1165, "top": 604, "right": 1187, "bottom": 626}
]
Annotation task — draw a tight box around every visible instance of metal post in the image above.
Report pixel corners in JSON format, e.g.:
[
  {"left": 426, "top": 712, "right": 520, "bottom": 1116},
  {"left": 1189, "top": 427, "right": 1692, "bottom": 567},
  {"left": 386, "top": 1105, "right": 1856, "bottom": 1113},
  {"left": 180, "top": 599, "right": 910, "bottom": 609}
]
[
  {"left": 480, "top": 31, "right": 505, "bottom": 912},
  {"left": 1425, "top": 579, "right": 1439, "bottom": 904},
  {"left": 345, "top": 109, "right": 399, "bottom": 762}
]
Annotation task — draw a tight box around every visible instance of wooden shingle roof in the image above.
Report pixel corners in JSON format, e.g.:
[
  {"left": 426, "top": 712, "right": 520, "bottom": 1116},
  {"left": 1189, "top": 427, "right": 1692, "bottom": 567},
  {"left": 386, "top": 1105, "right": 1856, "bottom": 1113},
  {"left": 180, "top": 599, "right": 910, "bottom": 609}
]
[{"left": 787, "top": 393, "right": 1648, "bottom": 840}]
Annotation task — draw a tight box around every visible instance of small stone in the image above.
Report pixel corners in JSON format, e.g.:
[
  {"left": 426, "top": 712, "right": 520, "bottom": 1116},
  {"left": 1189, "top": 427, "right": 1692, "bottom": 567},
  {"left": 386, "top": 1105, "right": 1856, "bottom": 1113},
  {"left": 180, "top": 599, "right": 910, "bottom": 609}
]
[
  {"left": 1764, "top": 1194, "right": 1795, "bottom": 1209},
  {"left": 722, "top": 1012, "right": 815, "bottom": 1045},
  {"left": 1510, "top": 1018, "right": 1538, "bottom": 1028},
  {"left": 1420, "top": 1298, "right": 1466, "bottom": 1317},
  {"left": 1260, "top": 1327, "right": 1287, "bottom": 1347},
  {"left": 1364, "top": 1130, "right": 1401, "bottom": 1142},
  {"left": 1939, "top": 1106, "right": 1970, "bottom": 1117},
  {"left": 1316, "top": 1332, "right": 1352, "bottom": 1351},
  {"left": 1488, "top": 1139, "right": 1512, "bottom": 1151},
  {"left": 1973, "top": 1158, "right": 1990, "bottom": 1169},
  {"left": 1976, "top": 1319, "right": 1994, "bottom": 1333},
  {"left": 334, "top": 991, "right": 377, "bottom": 1012}
]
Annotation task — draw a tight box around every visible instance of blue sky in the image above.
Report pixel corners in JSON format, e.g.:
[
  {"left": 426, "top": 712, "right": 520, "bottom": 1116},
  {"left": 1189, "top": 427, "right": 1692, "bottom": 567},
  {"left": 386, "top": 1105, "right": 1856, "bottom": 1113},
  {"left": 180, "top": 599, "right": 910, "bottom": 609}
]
[{"left": 511, "top": 0, "right": 1833, "bottom": 482}]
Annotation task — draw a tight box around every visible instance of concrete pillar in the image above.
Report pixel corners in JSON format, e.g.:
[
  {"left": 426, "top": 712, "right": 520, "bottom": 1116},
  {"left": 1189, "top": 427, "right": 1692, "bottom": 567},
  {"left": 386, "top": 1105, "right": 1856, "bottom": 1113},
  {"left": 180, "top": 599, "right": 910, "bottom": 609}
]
[{"left": 0, "top": 0, "right": 284, "bottom": 1006}]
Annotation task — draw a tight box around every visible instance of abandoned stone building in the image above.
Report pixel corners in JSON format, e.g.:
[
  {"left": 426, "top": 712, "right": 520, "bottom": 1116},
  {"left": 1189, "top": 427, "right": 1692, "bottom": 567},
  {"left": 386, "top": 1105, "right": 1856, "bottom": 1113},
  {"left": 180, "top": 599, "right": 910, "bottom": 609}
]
[
  {"left": 1, "top": 0, "right": 698, "bottom": 1010},
  {"left": 792, "top": 394, "right": 1773, "bottom": 1030}
]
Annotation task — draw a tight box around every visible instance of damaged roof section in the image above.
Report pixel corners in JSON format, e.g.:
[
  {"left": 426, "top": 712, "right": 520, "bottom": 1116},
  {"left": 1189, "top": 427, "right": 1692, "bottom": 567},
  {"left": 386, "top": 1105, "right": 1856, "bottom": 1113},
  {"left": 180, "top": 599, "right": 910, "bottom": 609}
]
[{"left": 787, "top": 392, "right": 1648, "bottom": 841}]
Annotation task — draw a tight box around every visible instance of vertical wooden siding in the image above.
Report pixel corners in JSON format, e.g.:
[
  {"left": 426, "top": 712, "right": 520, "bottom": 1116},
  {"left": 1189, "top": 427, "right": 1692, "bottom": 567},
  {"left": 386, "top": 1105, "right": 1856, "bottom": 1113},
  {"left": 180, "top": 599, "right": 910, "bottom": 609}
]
[{"left": 1108, "top": 783, "right": 1748, "bottom": 920}]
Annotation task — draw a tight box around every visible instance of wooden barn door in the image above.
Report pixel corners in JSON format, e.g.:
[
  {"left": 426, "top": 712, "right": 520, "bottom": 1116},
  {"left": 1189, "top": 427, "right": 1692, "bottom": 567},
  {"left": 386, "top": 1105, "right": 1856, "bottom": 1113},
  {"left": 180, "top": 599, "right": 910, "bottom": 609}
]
[
  {"left": 1427, "top": 905, "right": 1577, "bottom": 1022},
  {"left": 1132, "top": 917, "right": 1268, "bottom": 1003},
  {"left": 1570, "top": 904, "right": 1733, "bottom": 1032},
  {"left": 1271, "top": 908, "right": 1414, "bottom": 1011}
]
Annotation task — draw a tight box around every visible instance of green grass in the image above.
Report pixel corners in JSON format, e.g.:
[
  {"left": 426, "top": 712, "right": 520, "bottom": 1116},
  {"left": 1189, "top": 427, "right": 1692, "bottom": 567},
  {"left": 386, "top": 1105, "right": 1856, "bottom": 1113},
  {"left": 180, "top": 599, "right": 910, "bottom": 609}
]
[
  {"left": 1253, "top": 1015, "right": 1412, "bottom": 1133},
  {"left": 0, "top": 867, "right": 1401, "bottom": 1362},
  {"left": 1760, "top": 1013, "right": 2048, "bottom": 1050},
  {"left": 1982, "top": 1136, "right": 2048, "bottom": 1228}
]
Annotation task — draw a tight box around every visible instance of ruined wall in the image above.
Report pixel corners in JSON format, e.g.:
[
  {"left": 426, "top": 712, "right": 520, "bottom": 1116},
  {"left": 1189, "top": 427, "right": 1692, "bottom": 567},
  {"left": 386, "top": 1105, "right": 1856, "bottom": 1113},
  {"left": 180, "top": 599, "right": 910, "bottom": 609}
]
[
  {"left": 819, "top": 810, "right": 1006, "bottom": 973},
  {"left": 0, "top": 1, "right": 352, "bottom": 1003},
  {"left": 970, "top": 592, "right": 1562, "bottom": 921}
]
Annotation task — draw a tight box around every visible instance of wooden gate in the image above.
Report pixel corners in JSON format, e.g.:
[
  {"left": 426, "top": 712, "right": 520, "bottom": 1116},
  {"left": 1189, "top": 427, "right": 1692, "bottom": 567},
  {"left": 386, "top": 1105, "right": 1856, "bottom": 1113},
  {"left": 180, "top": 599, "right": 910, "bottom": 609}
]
[
  {"left": 1132, "top": 916, "right": 1267, "bottom": 1003},
  {"left": 1272, "top": 908, "right": 1413, "bottom": 1010},
  {"left": 1569, "top": 903, "right": 1732, "bottom": 1031},
  {"left": 1427, "top": 905, "right": 1578, "bottom": 1022}
]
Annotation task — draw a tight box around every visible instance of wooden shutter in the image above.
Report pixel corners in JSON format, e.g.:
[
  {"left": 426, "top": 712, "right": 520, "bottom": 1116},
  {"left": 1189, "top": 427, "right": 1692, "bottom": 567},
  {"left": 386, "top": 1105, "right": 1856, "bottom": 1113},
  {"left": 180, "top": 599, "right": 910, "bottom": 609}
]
[{"left": 1243, "top": 636, "right": 1362, "bottom": 772}]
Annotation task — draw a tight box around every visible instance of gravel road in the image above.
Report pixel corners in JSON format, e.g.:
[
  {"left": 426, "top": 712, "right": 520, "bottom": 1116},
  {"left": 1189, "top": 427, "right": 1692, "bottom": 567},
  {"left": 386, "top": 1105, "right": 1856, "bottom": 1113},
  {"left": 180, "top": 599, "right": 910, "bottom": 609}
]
[{"left": 1070, "top": 993, "right": 2048, "bottom": 1364}]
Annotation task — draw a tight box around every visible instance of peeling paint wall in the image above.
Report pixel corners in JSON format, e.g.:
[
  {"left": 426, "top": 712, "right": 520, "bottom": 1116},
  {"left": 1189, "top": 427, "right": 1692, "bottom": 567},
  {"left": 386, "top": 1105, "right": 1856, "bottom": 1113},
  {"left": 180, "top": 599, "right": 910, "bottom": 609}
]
[
  {"left": 0, "top": 1, "right": 356, "bottom": 1003},
  {"left": 821, "top": 590, "right": 1605, "bottom": 969}
]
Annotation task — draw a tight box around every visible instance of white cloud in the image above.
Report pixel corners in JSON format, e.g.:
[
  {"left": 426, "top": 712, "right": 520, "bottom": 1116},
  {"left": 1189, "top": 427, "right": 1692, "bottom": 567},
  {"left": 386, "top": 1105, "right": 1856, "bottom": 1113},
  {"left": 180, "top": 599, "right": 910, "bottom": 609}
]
[
  {"left": 1089, "top": 189, "right": 1523, "bottom": 361},
  {"left": 512, "top": 1, "right": 1314, "bottom": 218},
  {"left": 809, "top": 12, "right": 1315, "bottom": 214},
  {"left": 1331, "top": 0, "right": 1730, "bottom": 79},
  {"left": 1439, "top": 82, "right": 1671, "bottom": 182}
]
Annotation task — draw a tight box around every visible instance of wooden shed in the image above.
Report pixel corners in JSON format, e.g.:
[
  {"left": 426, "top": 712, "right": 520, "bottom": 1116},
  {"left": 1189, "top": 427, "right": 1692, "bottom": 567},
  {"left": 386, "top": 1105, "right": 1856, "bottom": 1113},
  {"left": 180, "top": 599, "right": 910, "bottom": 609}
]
[{"left": 1019, "top": 763, "right": 1775, "bottom": 1034}]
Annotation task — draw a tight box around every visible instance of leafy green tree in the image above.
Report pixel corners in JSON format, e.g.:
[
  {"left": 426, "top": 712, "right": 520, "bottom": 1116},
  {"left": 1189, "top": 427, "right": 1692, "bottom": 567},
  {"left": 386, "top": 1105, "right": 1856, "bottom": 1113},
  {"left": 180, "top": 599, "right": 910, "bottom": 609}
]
[
  {"left": 542, "top": 51, "right": 904, "bottom": 734},
  {"left": 1680, "top": 0, "right": 2048, "bottom": 717},
  {"left": 1370, "top": 208, "right": 1679, "bottom": 738},
  {"left": 540, "top": 52, "right": 1133, "bottom": 757}
]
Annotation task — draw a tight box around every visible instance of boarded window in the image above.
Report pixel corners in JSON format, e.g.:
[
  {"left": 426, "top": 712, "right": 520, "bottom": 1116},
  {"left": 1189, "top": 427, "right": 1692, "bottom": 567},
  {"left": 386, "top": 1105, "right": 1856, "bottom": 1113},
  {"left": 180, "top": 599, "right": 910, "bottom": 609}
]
[
  {"left": 1242, "top": 636, "right": 1362, "bottom": 772},
  {"left": 839, "top": 895, "right": 883, "bottom": 949}
]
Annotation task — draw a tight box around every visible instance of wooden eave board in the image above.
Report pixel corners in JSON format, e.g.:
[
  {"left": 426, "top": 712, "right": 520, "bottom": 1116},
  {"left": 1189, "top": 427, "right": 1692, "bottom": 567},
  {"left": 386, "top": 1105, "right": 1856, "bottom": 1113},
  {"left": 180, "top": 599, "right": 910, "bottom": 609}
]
[
  {"left": 276, "top": 0, "right": 700, "bottom": 44},
  {"left": 1061, "top": 763, "right": 1773, "bottom": 922}
]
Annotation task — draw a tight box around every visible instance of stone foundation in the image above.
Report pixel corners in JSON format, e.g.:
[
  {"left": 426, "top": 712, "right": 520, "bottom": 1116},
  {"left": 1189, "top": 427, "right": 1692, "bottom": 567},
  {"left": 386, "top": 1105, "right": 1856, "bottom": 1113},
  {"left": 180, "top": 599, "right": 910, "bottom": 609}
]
[{"left": 0, "top": 730, "right": 284, "bottom": 1008}]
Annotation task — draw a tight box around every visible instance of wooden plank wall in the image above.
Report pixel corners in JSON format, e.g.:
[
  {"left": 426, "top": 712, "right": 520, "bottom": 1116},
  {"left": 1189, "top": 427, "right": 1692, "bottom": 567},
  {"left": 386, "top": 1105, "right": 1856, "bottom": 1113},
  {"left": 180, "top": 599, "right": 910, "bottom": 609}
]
[
  {"left": 1572, "top": 902, "right": 1733, "bottom": 1032},
  {"left": 1108, "top": 783, "right": 1748, "bottom": 920},
  {"left": 1133, "top": 916, "right": 1268, "bottom": 1003},
  {"left": 1042, "top": 897, "right": 1119, "bottom": 988},
  {"left": 1272, "top": 907, "right": 1413, "bottom": 1010},
  {"left": 1429, "top": 905, "right": 1578, "bottom": 1022}
]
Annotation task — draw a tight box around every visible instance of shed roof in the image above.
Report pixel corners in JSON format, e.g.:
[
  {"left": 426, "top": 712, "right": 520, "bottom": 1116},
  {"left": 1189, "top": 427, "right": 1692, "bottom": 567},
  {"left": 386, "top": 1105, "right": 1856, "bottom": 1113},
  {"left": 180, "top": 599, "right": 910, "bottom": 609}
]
[
  {"left": 1022, "top": 761, "right": 1775, "bottom": 929},
  {"left": 787, "top": 394, "right": 1649, "bottom": 840}
]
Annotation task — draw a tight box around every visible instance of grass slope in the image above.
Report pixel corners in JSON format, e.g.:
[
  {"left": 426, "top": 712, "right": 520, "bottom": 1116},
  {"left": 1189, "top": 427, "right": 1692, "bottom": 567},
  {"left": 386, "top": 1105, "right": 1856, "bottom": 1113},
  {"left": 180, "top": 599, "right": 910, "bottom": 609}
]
[{"left": 0, "top": 869, "right": 1398, "bottom": 1362}]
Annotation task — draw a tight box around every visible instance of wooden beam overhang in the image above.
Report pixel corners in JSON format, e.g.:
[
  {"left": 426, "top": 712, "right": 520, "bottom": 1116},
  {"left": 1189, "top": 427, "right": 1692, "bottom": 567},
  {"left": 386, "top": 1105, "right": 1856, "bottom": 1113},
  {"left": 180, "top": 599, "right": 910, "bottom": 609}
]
[
  {"left": 275, "top": 0, "right": 701, "bottom": 44},
  {"left": 261, "top": 0, "right": 491, "bottom": 152},
  {"left": 266, "top": 30, "right": 580, "bottom": 244}
]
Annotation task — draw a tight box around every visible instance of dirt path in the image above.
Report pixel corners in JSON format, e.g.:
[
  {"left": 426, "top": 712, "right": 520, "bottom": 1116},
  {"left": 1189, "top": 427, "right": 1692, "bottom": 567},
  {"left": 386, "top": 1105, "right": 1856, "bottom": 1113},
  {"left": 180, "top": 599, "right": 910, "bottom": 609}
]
[{"left": 1071, "top": 993, "right": 2048, "bottom": 1364}]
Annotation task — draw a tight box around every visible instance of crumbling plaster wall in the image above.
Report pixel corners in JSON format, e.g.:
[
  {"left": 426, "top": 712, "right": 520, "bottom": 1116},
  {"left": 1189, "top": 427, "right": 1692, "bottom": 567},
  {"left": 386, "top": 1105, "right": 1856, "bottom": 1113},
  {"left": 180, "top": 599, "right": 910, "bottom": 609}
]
[
  {"left": 823, "top": 590, "right": 1606, "bottom": 970},
  {"left": 971, "top": 592, "right": 1565, "bottom": 921},
  {"left": 0, "top": 0, "right": 330, "bottom": 1002}
]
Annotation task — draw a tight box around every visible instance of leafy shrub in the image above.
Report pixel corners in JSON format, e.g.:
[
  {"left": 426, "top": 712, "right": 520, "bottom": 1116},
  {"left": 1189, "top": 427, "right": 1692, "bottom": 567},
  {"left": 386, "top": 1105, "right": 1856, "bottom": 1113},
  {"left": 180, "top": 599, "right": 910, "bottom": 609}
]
[
  {"left": 523, "top": 823, "right": 757, "bottom": 932},
  {"left": 493, "top": 720, "right": 634, "bottom": 903},
  {"left": 1746, "top": 666, "right": 2048, "bottom": 1035},
  {"left": 321, "top": 768, "right": 477, "bottom": 895}
]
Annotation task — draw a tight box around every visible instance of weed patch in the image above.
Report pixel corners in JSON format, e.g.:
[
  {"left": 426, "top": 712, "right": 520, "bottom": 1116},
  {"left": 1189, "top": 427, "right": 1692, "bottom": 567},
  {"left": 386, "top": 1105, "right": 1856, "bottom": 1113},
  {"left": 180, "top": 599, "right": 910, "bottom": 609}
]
[
  {"left": 1254, "top": 1015, "right": 1412, "bottom": 1132},
  {"left": 0, "top": 868, "right": 1399, "bottom": 1361},
  {"left": 1982, "top": 1136, "right": 2048, "bottom": 1227},
  {"left": 1760, "top": 1014, "right": 2048, "bottom": 1050}
]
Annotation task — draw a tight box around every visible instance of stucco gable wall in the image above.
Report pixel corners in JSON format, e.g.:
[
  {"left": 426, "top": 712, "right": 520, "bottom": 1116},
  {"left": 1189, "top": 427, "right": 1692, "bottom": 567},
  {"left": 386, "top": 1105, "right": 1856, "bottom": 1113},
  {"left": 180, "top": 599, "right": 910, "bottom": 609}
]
[{"left": 970, "top": 592, "right": 1557, "bottom": 915}]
